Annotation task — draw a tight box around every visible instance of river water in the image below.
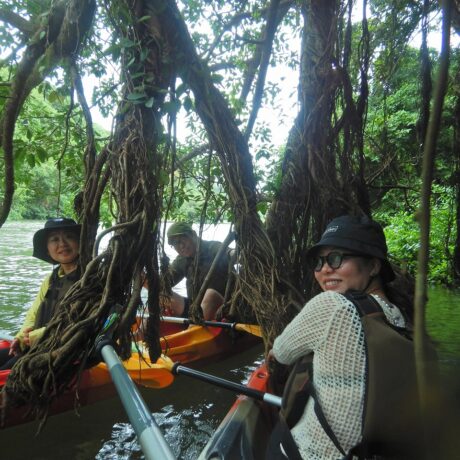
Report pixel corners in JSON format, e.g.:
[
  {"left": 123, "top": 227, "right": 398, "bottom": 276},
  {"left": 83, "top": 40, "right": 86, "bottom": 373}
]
[{"left": 1, "top": 220, "right": 459, "bottom": 459}]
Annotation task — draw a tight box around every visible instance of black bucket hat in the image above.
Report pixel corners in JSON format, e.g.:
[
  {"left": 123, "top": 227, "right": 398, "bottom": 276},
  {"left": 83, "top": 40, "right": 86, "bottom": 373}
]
[
  {"left": 33, "top": 218, "right": 81, "bottom": 264},
  {"left": 306, "top": 215, "right": 395, "bottom": 282}
]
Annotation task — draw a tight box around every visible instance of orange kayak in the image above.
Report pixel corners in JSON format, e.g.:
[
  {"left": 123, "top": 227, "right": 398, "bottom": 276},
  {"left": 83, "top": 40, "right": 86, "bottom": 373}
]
[
  {"left": 0, "top": 363, "right": 118, "bottom": 429},
  {"left": 100, "top": 322, "right": 260, "bottom": 388},
  {"left": 0, "top": 321, "right": 260, "bottom": 428},
  {"left": 198, "top": 363, "right": 277, "bottom": 459}
]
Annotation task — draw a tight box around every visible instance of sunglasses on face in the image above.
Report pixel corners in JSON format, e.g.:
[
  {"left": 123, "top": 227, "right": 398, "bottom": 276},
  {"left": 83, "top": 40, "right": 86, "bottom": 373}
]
[{"left": 312, "top": 251, "right": 366, "bottom": 272}]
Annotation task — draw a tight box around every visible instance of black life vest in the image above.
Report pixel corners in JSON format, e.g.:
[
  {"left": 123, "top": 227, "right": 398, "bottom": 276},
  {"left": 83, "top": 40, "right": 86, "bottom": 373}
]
[
  {"left": 266, "top": 291, "right": 439, "bottom": 460},
  {"left": 34, "top": 266, "right": 80, "bottom": 329}
]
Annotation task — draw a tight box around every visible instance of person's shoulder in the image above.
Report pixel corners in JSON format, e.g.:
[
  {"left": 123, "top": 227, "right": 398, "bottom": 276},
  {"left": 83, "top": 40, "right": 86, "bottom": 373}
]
[
  {"left": 170, "top": 255, "right": 188, "bottom": 269},
  {"left": 312, "top": 290, "right": 345, "bottom": 303},
  {"left": 307, "top": 291, "right": 353, "bottom": 312},
  {"left": 203, "top": 239, "right": 221, "bottom": 246},
  {"left": 202, "top": 240, "right": 222, "bottom": 250},
  {"left": 36, "top": 272, "right": 53, "bottom": 297},
  {"left": 42, "top": 272, "right": 53, "bottom": 285}
]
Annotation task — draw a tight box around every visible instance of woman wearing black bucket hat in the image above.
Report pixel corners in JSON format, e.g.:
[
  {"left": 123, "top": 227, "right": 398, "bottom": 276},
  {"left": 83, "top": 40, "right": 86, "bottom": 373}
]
[
  {"left": 268, "top": 215, "right": 413, "bottom": 460},
  {"left": 0, "top": 218, "right": 81, "bottom": 370}
]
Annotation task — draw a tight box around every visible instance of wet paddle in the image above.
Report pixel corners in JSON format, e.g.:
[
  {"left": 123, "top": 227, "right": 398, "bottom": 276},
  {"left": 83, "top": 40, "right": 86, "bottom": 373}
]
[
  {"left": 161, "top": 316, "right": 262, "bottom": 337},
  {"left": 98, "top": 340, "right": 175, "bottom": 460},
  {"left": 99, "top": 351, "right": 280, "bottom": 407},
  {"left": 159, "top": 354, "right": 281, "bottom": 407}
]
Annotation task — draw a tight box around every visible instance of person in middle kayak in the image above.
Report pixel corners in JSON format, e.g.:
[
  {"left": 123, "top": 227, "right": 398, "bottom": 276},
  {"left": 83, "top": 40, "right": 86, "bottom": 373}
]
[
  {"left": 0, "top": 217, "right": 81, "bottom": 370},
  {"left": 162, "top": 222, "right": 233, "bottom": 321}
]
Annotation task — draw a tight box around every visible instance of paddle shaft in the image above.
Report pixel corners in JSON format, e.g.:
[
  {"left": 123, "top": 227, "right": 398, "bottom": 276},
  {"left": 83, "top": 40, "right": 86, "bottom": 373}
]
[
  {"left": 172, "top": 363, "right": 282, "bottom": 408},
  {"left": 162, "top": 316, "right": 235, "bottom": 329},
  {"left": 100, "top": 343, "right": 176, "bottom": 460},
  {"left": 161, "top": 316, "right": 261, "bottom": 335}
]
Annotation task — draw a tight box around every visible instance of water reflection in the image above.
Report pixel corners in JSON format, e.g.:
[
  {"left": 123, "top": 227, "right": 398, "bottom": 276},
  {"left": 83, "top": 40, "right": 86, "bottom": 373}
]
[
  {"left": 0, "top": 221, "right": 50, "bottom": 334},
  {"left": 95, "top": 352, "right": 264, "bottom": 459}
]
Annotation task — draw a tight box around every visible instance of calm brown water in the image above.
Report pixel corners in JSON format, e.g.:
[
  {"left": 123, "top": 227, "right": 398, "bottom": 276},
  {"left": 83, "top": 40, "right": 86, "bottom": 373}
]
[{"left": 1, "top": 220, "right": 459, "bottom": 459}]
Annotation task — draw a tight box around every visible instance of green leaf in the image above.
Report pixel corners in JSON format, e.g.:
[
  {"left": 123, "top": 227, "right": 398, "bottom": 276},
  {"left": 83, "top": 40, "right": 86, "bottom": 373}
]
[
  {"left": 176, "top": 83, "right": 187, "bottom": 96},
  {"left": 103, "top": 44, "right": 121, "bottom": 61},
  {"left": 26, "top": 154, "right": 35, "bottom": 168},
  {"left": 256, "top": 201, "right": 267, "bottom": 216},
  {"left": 119, "top": 37, "right": 136, "bottom": 48},
  {"left": 159, "top": 170, "right": 170, "bottom": 186},
  {"left": 211, "top": 73, "right": 224, "bottom": 84},
  {"left": 36, "top": 146, "right": 47, "bottom": 162},
  {"left": 140, "top": 49, "right": 149, "bottom": 62},
  {"left": 162, "top": 100, "right": 181, "bottom": 115},
  {"left": 127, "top": 92, "right": 147, "bottom": 101},
  {"left": 183, "top": 96, "right": 193, "bottom": 112},
  {"left": 47, "top": 90, "right": 59, "bottom": 103}
]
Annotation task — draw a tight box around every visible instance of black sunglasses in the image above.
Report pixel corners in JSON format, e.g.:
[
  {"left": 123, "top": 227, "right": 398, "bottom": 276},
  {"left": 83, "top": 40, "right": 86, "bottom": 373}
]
[{"left": 312, "top": 251, "right": 368, "bottom": 272}]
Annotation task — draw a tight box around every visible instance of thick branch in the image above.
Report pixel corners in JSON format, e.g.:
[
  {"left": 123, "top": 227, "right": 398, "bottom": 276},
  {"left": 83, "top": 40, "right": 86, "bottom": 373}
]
[
  {"left": 0, "top": 7, "right": 36, "bottom": 36},
  {"left": 0, "top": 0, "right": 96, "bottom": 227},
  {"left": 244, "top": 0, "right": 283, "bottom": 141},
  {"left": 239, "top": 0, "right": 292, "bottom": 105}
]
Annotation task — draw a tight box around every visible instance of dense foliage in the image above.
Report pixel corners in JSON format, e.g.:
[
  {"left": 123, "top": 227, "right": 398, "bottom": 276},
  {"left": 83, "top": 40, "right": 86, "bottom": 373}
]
[
  {"left": 378, "top": 184, "right": 455, "bottom": 285},
  {"left": 0, "top": 1, "right": 459, "bottom": 324}
]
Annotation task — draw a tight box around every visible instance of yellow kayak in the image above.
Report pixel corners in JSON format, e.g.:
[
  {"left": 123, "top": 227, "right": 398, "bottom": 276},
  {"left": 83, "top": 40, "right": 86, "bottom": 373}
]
[{"left": 108, "top": 322, "right": 261, "bottom": 388}]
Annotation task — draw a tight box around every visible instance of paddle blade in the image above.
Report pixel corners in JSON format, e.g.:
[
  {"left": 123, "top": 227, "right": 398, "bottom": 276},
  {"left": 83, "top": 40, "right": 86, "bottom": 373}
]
[
  {"left": 158, "top": 354, "right": 175, "bottom": 372},
  {"left": 234, "top": 324, "right": 262, "bottom": 337},
  {"left": 122, "top": 354, "right": 175, "bottom": 389}
]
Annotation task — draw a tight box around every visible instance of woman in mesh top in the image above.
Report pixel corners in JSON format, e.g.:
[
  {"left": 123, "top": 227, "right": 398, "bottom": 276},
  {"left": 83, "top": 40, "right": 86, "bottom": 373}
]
[{"left": 270, "top": 215, "right": 412, "bottom": 459}]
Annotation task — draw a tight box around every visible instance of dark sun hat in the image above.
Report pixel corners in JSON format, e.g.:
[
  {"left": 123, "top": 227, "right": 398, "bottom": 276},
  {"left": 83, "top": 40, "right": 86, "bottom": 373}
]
[
  {"left": 33, "top": 217, "right": 81, "bottom": 264},
  {"left": 306, "top": 215, "right": 395, "bottom": 282},
  {"left": 167, "top": 222, "right": 194, "bottom": 245}
]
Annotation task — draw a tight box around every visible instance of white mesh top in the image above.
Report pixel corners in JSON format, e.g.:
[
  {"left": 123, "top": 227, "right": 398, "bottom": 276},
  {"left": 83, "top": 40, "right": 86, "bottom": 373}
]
[{"left": 272, "top": 291, "right": 406, "bottom": 460}]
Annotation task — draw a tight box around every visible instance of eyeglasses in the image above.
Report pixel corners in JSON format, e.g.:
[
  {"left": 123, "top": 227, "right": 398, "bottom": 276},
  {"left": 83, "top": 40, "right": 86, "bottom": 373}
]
[
  {"left": 169, "top": 237, "right": 187, "bottom": 249},
  {"left": 312, "top": 252, "right": 367, "bottom": 272},
  {"left": 47, "top": 231, "right": 79, "bottom": 245}
]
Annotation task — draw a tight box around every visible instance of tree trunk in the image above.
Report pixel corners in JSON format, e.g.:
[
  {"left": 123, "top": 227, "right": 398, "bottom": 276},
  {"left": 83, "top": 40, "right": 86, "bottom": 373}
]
[
  {"left": 452, "top": 59, "right": 460, "bottom": 283},
  {"left": 265, "top": 0, "right": 362, "bottom": 308},
  {"left": 413, "top": 1, "right": 451, "bottom": 455}
]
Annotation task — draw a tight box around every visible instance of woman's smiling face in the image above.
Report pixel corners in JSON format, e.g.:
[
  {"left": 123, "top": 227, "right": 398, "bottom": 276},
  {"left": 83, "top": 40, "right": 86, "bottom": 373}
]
[
  {"left": 46, "top": 230, "right": 79, "bottom": 267},
  {"left": 313, "top": 246, "right": 378, "bottom": 293}
]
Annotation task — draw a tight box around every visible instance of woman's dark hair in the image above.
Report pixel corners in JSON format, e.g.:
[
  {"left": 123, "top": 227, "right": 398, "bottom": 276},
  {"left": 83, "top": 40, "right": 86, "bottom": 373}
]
[{"left": 383, "top": 266, "right": 415, "bottom": 323}]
